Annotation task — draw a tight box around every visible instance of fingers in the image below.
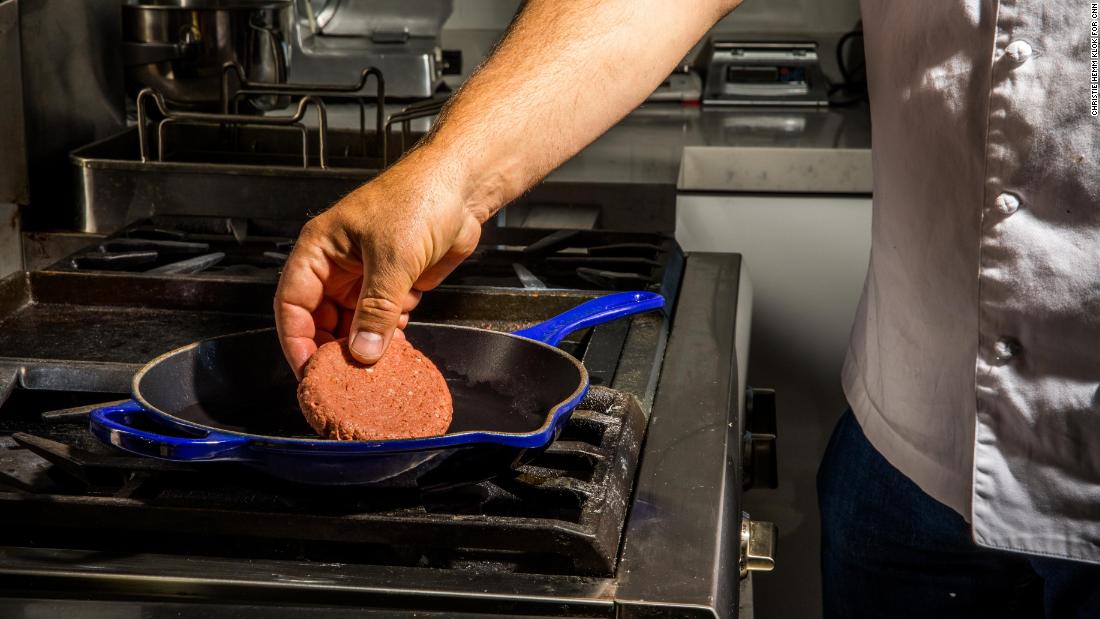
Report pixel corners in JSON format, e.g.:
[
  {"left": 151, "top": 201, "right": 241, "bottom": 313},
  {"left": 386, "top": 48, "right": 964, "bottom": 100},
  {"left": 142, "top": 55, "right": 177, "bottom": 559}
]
[
  {"left": 356, "top": 219, "right": 476, "bottom": 359},
  {"left": 414, "top": 216, "right": 482, "bottom": 291},
  {"left": 349, "top": 298, "right": 400, "bottom": 364},
  {"left": 402, "top": 289, "right": 423, "bottom": 313},
  {"left": 330, "top": 292, "right": 417, "bottom": 339},
  {"left": 274, "top": 239, "right": 332, "bottom": 379},
  {"left": 280, "top": 189, "right": 477, "bottom": 369},
  {"left": 276, "top": 204, "right": 433, "bottom": 374},
  {"left": 313, "top": 298, "right": 340, "bottom": 335},
  {"left": 349, "top": 266, "right": 418, "bottom": 364},
  {"left": 281, "top": 335, "right": 318, "bottom": 381},
  {"left": 415, "top": 251, "right": 468, "bottom": 291}
]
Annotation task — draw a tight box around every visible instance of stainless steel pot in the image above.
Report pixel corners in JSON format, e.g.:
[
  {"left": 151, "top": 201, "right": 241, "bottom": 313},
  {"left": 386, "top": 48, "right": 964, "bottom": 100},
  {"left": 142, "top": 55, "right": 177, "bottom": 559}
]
[{"left": 123, "top": 0, "right": 292, "bottom": 111}]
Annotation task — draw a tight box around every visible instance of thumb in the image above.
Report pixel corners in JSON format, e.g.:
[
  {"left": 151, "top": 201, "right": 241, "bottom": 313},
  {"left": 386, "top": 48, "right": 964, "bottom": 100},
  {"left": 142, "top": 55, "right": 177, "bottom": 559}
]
[{"left": 349, "top": 277, "right": 411, "bottom": 365}]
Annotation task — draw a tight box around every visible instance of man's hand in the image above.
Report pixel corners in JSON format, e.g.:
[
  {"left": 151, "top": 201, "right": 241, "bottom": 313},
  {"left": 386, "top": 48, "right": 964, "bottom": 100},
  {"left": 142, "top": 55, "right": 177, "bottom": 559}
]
[
  {"left": 275, "top": 0, "right": 740, "bottom": 375},
  {"left": 274, "top": 154, "right": 487, "bottom": 377}
]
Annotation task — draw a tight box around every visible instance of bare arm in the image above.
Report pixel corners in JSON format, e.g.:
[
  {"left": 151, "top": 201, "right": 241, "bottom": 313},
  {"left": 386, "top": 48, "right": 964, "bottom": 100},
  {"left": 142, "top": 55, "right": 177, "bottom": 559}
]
[
  {"left": 276, "top": 0, "right": 740, "bottom": 374},
  {"left": 424, "top": 0, "right": 740, "bottom": 218}
]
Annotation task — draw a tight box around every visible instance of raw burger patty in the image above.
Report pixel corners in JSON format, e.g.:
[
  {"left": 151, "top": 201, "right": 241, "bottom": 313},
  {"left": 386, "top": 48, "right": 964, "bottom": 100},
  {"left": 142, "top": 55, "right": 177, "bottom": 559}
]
[{"left": 297, "top": 337, "right": 453, "bottom": 440}]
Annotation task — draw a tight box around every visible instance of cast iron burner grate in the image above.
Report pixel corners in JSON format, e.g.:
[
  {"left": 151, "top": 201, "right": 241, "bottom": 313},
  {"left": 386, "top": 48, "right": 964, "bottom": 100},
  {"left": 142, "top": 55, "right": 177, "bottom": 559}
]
[
  {"left": 0, "top": 386, "right": 645, "bottom": 577},
  {"left": 54, "top": 216, "right": 683, "bottom": 293},
  {"left": 64, "top": 217, "right": 300, "bottom": 279}
]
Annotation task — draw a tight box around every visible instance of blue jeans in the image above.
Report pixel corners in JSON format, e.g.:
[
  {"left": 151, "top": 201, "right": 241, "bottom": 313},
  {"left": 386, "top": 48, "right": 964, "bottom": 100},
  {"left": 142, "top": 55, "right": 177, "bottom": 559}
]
[{"left": 818, "top": 410, "right": 1100, "bottom": 619}]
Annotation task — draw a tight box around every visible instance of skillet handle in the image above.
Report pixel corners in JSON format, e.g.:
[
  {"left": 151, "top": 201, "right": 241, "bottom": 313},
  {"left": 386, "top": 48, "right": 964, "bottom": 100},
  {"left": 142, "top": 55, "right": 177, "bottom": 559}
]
[
  {"left": 89, "top": 400, "right": 250, "bottom": 462},
  {"left": 513, "top": 291, "right": 665, "bottom": 346}
]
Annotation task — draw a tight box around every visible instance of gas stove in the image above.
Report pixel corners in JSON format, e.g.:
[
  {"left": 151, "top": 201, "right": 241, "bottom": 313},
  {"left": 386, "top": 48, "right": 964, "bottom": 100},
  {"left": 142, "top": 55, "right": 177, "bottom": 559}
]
[
  {"left": 0, "top": 219, "right": 775, "bottom": 617},
  {"left": 54, "top": 216, "right": 684, "bottom": 294}
]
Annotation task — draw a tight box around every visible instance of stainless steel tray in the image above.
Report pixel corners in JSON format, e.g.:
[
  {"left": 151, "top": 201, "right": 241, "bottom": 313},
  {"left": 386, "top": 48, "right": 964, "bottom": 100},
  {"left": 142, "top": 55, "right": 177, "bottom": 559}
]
[
  {"left": 70, "top": 125, "right": 401, "bottom": 233},
  {"left": 70, "top": 66, "right": 445, "bottom": 234}
]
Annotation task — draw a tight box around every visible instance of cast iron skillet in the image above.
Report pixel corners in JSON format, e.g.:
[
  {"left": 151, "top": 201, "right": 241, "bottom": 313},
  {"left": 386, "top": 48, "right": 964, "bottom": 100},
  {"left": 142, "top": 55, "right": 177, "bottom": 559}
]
[{"left": 89, "top": 291, "right": 664, "bottom": 488}]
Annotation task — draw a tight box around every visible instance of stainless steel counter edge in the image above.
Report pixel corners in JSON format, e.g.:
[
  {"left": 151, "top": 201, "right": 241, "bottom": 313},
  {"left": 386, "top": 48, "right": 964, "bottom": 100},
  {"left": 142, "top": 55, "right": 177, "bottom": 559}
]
[
  {"left": 615, "top": 252, "right": 746, "bottom": 618},
  {"left": 287, "top": 102, "right": 874, "bottom": 194},
  {"left": 678, "top": 146, "right": 873, "bottom": 194},
  {"left": 544, "top": 105, "right": 873, "bottom": 194},
  {"left": 0, "top": 549, "right": 617, "bottom": 615}
]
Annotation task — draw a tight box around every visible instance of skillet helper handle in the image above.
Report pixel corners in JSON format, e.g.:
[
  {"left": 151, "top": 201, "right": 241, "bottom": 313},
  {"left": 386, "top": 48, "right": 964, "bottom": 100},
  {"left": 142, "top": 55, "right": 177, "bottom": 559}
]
[
  {"left": 89, "top": 400, "right": 250, "bottom": 462},
  {"left": 513, "top": 291, "right": 665, "bottom": 346}
]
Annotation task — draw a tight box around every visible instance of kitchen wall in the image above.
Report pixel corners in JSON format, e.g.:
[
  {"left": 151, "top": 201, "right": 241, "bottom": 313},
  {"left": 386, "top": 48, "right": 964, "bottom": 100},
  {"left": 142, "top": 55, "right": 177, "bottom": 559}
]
[{"left": 446, "top": 0, "right": 862, "bottom": 34}]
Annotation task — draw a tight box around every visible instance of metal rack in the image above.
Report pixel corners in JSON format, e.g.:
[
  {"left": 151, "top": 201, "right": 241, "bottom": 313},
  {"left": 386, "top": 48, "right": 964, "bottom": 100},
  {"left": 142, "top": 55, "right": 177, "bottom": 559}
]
[
  {"left": 384, "top": 97, "right": 447, "bottom": 155},
  {"left": 221, "top": 62, "right": 387, "bottom": 162},
  {"left": 136, "top": 61, "right": 391, "bottom": 170},
  {"left": 137, "top": 88, "right": 330, "bottom": 168},
  {"left": 74, "top": 63, "right": 449, "bottom": 231}
]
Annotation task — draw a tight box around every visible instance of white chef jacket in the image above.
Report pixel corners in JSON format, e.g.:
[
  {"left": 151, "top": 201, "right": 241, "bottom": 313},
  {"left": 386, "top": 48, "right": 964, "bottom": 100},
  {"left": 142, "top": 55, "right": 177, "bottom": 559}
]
[{"left": 844, "top": 0, "right": 1100, "bottom": 562}]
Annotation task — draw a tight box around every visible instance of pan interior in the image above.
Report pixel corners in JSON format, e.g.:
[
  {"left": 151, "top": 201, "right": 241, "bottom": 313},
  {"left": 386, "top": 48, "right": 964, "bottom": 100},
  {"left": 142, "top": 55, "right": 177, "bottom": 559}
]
[
  {"left": 137, "top": 330, "right": 311, "bottom": 436},
  {"left": 136, "top": 327, "right": 584, "bottom": 439},
  {"left": 405, "top": 324, "right": 583, "bottom": 435}
]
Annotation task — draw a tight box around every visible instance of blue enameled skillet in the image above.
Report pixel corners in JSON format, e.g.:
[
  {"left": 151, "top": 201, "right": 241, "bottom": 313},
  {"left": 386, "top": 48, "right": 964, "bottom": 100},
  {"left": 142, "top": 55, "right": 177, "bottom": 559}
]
[{"left": 89, "top": 291, "right": 664, "bottom": 488}]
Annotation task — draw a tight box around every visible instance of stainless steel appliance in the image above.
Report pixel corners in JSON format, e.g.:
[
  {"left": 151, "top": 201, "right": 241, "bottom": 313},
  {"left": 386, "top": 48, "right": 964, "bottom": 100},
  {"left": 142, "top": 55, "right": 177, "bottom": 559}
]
[
  {"left": 71, "top": 78, "right": 396, "bottom": 233},
  {"left": 122, "top": 0, "right": 293, "bottom": 110},
  {"left": 704, "top": 39, "right": 829, "bottom": 106},
  {"left": 0, "top": 219, "right": 778, "bottom": 617},
  {"left": 289, "top": 0, "right": 452, "bottom": 98},
  {"left": 68, "top": 91, "right": 674, "bottom": 234},
  {"left": 63, "top": 2, "right": 498, "bottom": 235}
]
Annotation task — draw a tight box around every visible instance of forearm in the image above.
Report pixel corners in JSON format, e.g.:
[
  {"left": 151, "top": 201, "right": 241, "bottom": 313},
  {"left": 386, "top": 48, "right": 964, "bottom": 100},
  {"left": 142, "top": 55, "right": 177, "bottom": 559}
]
[
  {"left": 404, "top": 0, "right": 740, "bottom": 220},
  {"left": 279, "top": 1, "right": 741, "bottom": 367}
]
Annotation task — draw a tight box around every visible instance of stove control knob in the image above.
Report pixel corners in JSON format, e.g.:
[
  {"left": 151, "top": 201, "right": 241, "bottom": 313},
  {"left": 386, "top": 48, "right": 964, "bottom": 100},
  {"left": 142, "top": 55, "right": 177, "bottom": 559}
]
[
  {"left": 740, "top": 516, "right": 778, "bottom": 578},
  {"left": 743, "top": 388, "right": 778, "bottom": 490}
]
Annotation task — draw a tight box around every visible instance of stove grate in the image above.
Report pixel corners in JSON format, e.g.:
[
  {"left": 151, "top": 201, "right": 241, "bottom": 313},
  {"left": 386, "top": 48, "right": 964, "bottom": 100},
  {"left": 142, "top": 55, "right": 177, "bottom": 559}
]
[
  {"left": 0, "top": 387, "right": 645, "bottom": 576},
  {"left": 53, "top": 216, "right": 683, "bottom": 294}
]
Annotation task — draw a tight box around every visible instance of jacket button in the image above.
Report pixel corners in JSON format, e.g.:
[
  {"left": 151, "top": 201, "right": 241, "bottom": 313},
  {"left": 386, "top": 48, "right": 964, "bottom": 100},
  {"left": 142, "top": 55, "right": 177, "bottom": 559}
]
[
  {"left": 993, "top": 338, "right": 1021, "bottom": 362},
  {"left": 994, "top": 193, "right": 1021, "bottom": 215},
  {"left": 1005, "top": 40, "right": 1033, "bottom": 64}
]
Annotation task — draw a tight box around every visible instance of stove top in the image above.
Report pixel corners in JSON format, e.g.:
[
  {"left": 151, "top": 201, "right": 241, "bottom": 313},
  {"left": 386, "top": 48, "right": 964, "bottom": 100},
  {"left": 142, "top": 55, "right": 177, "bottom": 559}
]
[
  {"left": 56, "top": 216, "right": 683, "bottom": 293},
  {"left": 0, "top": 220, "right": 677, "bottom": 575},
  {"left": 0, "top": 386, "right": 643, "bottom": 577},
  {"left": 0, "top": 221, "right": 764, "bottom": 617}
]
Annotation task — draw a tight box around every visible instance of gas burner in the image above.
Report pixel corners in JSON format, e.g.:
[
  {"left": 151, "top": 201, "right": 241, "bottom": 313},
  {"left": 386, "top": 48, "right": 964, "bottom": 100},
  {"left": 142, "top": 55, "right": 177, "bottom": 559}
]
[
  {"left": 452, "top": 227, "right": 683, "bottom": 292},
  {"left": 52, "top": 216, "right": 685, "bottom": 295},
  {"left": 59, "top": 217, "right": 300, "bottom": 279}
]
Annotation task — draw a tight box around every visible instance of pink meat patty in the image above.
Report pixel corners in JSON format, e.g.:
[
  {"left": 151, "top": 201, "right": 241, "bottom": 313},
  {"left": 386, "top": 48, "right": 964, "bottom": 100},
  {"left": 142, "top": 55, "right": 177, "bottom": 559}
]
[{"left": 297, "top": 337, "right": 453, "bottom": 440}]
